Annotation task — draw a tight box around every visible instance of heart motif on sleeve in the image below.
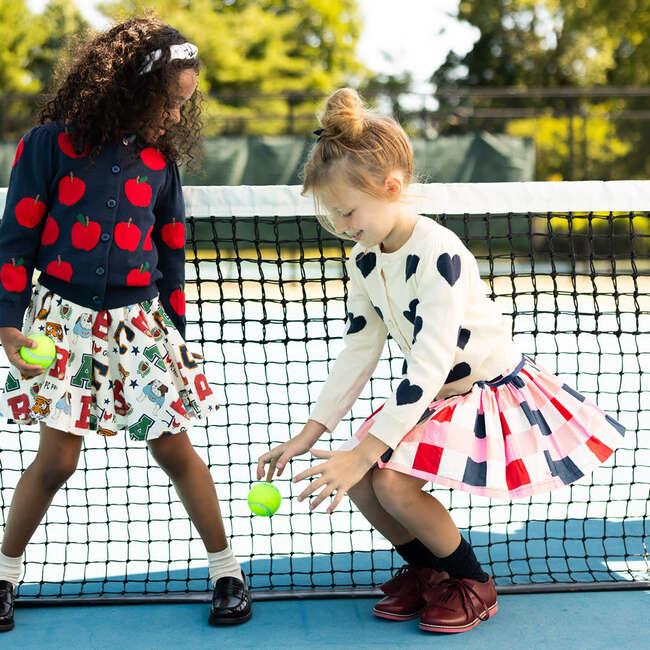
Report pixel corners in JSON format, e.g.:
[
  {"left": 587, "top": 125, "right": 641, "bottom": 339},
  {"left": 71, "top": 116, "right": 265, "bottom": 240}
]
[
  {"left": 437, "top": 253, "right": 462, "bottom": 286},
  {"left": 346, "top": 312, "right": 366, "bottom": 335},
  {"left": 396, "top": 379, "right": 423, "bottom": 405},
  {"left": 445, "top": 362, "right": 471, "bottom": 384},
  {"left": 412, "top": 316, "right": 423, "bottom": 343},
  {"left": 355, "top": 251, "right": 376, "bottom": 278},
  {"left": 403, "top": 298, "right": 419, "bottom": 324},
  {"left": 373, "top": 305, "right": 383, "bottom": 320},
  {"left": 405, "top": 254, "right": 420, "bottom": 281},
  {"left": 457, "top": 327, "right": 471, "bottom": 349}
]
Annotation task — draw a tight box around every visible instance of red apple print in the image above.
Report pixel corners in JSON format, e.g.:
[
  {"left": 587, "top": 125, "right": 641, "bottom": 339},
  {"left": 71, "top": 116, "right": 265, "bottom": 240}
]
[
  {"left": 71, "top": 214, "right": 101, "bottom": 251},
  {"left": 161, "top": 219, "right": 185, "bottom": 249},
  {"left": 1, "top": 258, "right": 27, "bottom": 292},
  {"left": 143, "top": 225, "right": 153, "bottom": 251},
  {"left": 125, "top": 176, "right": 152, "bottom": 207},
  {"left": 15, "top": 195, "right": 46, "bottom": 228},
  {"left": 58, "top": 172, "right": 86, "bottom": 206},
  {"left": 41, "top": 215, "right": 59, "bottom": 245},
  {"left": 12, "top": 138, "right": 24, "bottom": 167},
  {"left": 46, "top": 255, "right": 73, "bottom": 282},
  {"left": 114, "top": 218, "right": 141, "bottom": 251},
  {"left": 57, "top": 132, "right": 89, "bottom": 158},
  {"left": 126, "top": 262, "right": 151, "bottom": 287},
  {"left": 169, "top": 287, "right": 186, "bottom": 316},
  {"left": 140, "top": 148, "right": 166, "bottom": 170}
]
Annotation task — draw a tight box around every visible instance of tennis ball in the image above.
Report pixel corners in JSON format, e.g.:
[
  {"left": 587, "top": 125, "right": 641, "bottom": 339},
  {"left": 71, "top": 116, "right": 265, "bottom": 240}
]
[
  {"left": 19, "top": 334, "right": 56, "bottom": 369},
  {"left": 248, "top": 482, "right": 281, "bottom": 517}
]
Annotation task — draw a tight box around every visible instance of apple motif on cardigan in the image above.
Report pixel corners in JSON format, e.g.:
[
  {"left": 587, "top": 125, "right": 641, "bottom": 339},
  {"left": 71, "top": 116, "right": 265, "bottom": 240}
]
[
  {"left": 169, "top": 287, "right": 186, "bottom": 315},
  {"left": 140, "top": 148, "right": 166, "bottom": 170},
  {"left": 47, "top": 256, "right": 73, "bottom": 282},
  {"left": 161, "top": 219, "right": 185, "bottom": 249},
  {"left": 12, "top": 138, "right": 24, "bottom": 167},
  {"left": 114, "top": 218, "right": 141, "bottom": 251},
  {"left": 15, "top": 195, "right": 46, "bottom": 228},
  {"left": 125, "top": 176, "right": 152, "bottom": 207},
  {"left": 127, "top": 262, "right": 151, "bottom": 286},
  {"left": 41, "top": 215, "right": 59, "bottom": 245},
  {"left": 71, "top": 214, "right": 101, "bottom": 251},
  {"left": 1, "top": 258, "right": 27, "bottom": 292},
  {"left": 58, "top": 172, "right": 86, "bottom": 206},
  {"left": 57, "top": 132, "right": 89, "bottom": 158},
  {"left": 143, "top": 225, "right": 153, "bottom": 251}
]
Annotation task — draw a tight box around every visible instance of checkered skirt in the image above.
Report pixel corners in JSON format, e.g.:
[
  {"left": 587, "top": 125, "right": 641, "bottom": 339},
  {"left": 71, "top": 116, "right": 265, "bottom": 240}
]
[
  {"left": 344, "top": 356, "right": 626, "bottom": 499},
  {"left": 0, "top": 282, "right": 218, "bottom": 441}
]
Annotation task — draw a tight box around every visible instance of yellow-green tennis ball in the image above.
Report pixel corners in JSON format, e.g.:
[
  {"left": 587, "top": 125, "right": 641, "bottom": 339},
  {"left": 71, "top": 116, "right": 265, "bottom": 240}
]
[
  {"left": 248, "top": 482, "right": 281, "bottom": 517},
  {"left": 19, "top": 334, "right": 56, "bottom": 370}
]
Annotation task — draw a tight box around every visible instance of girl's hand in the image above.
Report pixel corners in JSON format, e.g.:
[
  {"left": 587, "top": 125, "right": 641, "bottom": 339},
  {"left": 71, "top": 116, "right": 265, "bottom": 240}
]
[
  {"left": 293, "top": 448, "right": 376, "bottom": 514},
  {"left": 0, "top": 327, "right": 47, "bottom": 379},
  {"left": 257, "top": 421, "right": 326, "bottom": 482}
]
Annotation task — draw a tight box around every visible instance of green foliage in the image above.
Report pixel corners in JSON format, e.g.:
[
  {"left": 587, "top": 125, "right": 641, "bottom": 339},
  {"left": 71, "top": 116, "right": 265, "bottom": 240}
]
[
  {"left": 100, "top": 0, "right": 367, "bottom": 135},
  {"left": 433, "top": 0, "right": 650, "bottom": 179}
]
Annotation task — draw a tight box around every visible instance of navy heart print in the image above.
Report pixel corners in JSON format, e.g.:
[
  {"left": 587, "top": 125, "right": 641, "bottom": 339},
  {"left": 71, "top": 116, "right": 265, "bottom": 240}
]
[
  {"left": 412, "top": 315, "right": 423, "bottom": 343},
  {"left": 403, "top": 298, "right": 419, "bottom": 324},
  {"left": 445, "top": 362, "right": 471, "bottom": 384},
  {"left": 374, "top": 305, "right": 383, "bottom": 320},
  {"left": 346, "top": 312, "right": 366, "bottom": 335},
  {"left": 457, "top": 327, "right": 471, "bottom": 349},
  {"left": 405, "top": 254, "right": 420, "bottom": 282},
  {"left": 437, "top": 252, "right": 462, "bottom": 286},
  {"left": 402, "top": 359, "right": 408, "bottom": 375},
  {"left": 355, "top": 251, "right": 376, "bottom": 278},
  {"left": 396, "top": 378, "right": 423, "bottom": 405}
]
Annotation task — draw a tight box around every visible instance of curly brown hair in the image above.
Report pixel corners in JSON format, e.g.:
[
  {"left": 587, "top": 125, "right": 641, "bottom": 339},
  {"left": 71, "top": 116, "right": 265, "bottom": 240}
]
[{"left": 39, "top": 17, "right": 203, "bottom": 166}]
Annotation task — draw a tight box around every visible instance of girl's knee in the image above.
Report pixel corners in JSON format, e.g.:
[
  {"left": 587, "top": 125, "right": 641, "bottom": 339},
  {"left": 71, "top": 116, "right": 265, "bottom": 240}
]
[
  {"left": 372, "top": 468, "right": 413, "bottom": 509},
  {"left": 34, "top": 454, "right": 78, "bottom": 491},
  {"left": 148, "top": 434, "right": 195, "bottom": 478}
]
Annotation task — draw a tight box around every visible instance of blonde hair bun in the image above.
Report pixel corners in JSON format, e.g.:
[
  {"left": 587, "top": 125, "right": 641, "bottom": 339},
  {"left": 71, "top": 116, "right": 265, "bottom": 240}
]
[{"left": 321, "top": 88, "right": 366, "bottom": 142}]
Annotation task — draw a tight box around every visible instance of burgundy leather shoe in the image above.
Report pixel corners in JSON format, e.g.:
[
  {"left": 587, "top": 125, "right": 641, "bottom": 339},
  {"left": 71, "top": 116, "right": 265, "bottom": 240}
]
[
  {"left": 419, "top": 575, "right": 498, "bottom": 633},
  {"left": 373, "top": 565, "right": 448, "bottom": 621}
]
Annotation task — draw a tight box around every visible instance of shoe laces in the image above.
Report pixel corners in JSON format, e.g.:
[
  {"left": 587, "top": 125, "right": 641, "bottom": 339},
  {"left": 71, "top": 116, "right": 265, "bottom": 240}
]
[
  {"left": 381, "top": 564, "right": 421, "bottom": 596},
  {"left": 422, "top": 577, "right": 490, "bottom": 622}
]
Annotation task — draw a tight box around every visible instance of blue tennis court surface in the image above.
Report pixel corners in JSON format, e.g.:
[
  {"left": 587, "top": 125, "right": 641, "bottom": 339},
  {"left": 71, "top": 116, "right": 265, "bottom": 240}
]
[{"left": 11, "top": 589, "right": 650, "bottom": 649}]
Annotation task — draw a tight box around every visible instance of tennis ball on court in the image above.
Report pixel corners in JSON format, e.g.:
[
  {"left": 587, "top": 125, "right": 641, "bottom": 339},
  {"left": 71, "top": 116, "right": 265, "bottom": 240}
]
[
  {"left": 19, "top": 334, "right": 56, "bottom": 369},
  {"left": 248, "top": 482, "right": 281, "bottom": 517}
]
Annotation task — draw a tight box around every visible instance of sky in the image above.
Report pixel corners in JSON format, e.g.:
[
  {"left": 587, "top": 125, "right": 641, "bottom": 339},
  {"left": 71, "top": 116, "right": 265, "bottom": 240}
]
[{"left": 27, "top": 0, "right": 479, "bottom": 104}]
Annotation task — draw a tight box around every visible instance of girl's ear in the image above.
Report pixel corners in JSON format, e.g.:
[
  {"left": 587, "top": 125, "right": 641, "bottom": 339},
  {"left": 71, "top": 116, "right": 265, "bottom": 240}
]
[{"left": 384, "top": 172, "right": 403, "bottom": 198}]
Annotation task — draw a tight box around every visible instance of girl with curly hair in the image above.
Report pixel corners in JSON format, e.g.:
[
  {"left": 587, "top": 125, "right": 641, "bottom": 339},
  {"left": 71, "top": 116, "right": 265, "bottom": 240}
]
[{"left": 0, "top": 17, "right": 251, "bottom": 630}]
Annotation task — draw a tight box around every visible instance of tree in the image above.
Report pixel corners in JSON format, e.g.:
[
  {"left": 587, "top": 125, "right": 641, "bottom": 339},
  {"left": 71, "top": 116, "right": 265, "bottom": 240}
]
[
  {"left": 432, "top": 0, "right": 650, "bottom": 180},
  {"left": 100, "top": 0, "right": 367, "bottom": 135}
]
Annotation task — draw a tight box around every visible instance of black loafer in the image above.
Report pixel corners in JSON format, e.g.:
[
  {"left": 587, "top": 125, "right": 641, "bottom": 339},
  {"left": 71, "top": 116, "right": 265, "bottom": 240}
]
[
  {"left": 208, "top": 570, "right": 252, "bottom": 626},
  {"left": 0, "top": 580, "right": 15, "bottom": 632}
]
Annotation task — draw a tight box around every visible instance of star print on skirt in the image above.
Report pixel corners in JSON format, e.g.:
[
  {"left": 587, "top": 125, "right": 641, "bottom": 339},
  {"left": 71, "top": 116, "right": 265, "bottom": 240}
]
[
  {"left": 341, "top": 356, "right": 626, "bottom": 499},
  {"left": 0, "top": 282, "right": 218, "bottom": 441}
]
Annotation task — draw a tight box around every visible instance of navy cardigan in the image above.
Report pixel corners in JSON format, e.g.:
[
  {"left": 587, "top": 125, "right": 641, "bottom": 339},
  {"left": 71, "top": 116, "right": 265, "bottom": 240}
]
[{"left": 0, "top": 122, "right": 187, "bottom": 337}]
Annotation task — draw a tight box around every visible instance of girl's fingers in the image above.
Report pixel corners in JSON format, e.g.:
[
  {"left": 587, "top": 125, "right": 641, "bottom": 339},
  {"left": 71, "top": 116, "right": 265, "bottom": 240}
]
[
  {"left": 265, "top": 459, "right": 278, "bottom": 483},
  {"left": 326, "top": 489, "right": 345, "bottom": 514},
  {"left": 310, "top": 485, "right": 335, "bottom": 511},
  {"left": 292, "top": 463, "right": 323, "bottom": 483},
  {"left": 256, "top": 454, "right": 269, "bottom": 480},
  {"left": 10, "top": 354, "right": 45, "bottom": 377},
  {"left": 310, "top": 448, "right": 333, "bottom": 459},
  {"left": 297, "top": 476, "right": 327, "bottom": 502}
]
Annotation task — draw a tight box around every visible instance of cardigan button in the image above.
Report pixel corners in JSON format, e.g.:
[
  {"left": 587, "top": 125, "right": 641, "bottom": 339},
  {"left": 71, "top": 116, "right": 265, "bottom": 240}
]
[
  {"left": 100, "top": 233, "right": 110, "bottom": 242},
  {"left": 111, "top": 165, "right": 120, "bottom": 174},
  {"left": 95, "top": 266, "right": 105, "bottom": 276},
  {"left": 106, "top": 199, "right": 117, "bottom": 208},
  {"left": 92, "top": 295, "right": 101, "bottom": 305}
]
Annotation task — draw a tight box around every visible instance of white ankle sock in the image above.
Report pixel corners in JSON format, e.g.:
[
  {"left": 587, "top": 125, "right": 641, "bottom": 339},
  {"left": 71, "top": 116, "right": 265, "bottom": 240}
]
[
  {"left": 0, "top": 551, "right": 23, "bottom": 587},
  {"left": 207, "top": 546, "right": 242, "bottom": 585}
]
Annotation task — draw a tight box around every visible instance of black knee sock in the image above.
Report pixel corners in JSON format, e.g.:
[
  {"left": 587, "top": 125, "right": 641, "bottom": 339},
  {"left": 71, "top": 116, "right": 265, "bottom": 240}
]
[
  {"left": 438, "top": 536, "right": 489, "bottom": 582},
  {"left": 395, "top": 539, "right": 443, "bottom": 571}
]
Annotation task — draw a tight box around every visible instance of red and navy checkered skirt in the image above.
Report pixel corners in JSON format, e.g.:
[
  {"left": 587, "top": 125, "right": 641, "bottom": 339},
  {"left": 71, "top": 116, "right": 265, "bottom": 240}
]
[{"left": 345, "top": 356, "right": 626, "bottom": 499}]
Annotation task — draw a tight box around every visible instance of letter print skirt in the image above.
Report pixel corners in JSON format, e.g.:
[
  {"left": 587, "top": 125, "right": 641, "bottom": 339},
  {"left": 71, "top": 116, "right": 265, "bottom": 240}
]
[
  {"left": 343, "top": 356, "right": 626, "bottom": 499},
  {"left": 0, "top": 282, "right": 218, "bottom": 441}
]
